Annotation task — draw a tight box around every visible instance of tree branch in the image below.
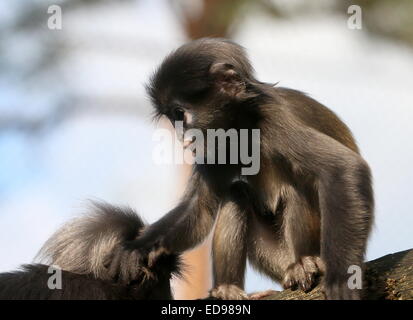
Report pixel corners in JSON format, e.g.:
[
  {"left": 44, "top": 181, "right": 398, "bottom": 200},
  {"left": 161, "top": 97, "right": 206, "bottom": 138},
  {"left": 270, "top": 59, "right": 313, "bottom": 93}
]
[{"left": 261, "top": 249, "right": 413, "bottom": 300}]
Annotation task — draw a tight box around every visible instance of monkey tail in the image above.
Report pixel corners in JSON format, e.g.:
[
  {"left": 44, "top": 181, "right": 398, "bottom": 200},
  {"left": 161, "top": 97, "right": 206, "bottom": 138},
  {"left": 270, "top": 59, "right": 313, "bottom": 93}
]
[{"left": 35, "top": 201, "right": 146, "bottom": 280}]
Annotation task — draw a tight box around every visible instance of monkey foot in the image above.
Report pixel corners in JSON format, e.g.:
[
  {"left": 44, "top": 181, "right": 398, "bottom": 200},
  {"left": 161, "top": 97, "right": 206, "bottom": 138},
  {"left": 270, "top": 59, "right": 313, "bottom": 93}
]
[
  {"left": 282, "top": 256, "right": 325, "bottom": 292},
  {"left": 209, "top": 284, "right": 248, "bottom": 300},
  {"left": 248, "top": 289, "right": 279, "bottom": 300}
]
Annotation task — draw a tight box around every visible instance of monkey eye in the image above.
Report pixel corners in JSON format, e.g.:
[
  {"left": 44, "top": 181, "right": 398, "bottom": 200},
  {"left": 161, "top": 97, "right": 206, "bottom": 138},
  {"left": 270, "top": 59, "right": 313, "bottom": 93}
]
[{"left": 172, "top": 107, "right": 185, "bottom": 121}]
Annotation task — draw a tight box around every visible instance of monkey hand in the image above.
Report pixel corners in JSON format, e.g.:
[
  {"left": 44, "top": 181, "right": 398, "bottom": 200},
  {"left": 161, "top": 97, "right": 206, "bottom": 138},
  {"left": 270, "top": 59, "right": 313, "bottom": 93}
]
[
  {"left": 107, "top": 236, "right": 167, "bottom": 284},
  {"left": 282, "top": 256, "right": 324, "bottom": 292}
]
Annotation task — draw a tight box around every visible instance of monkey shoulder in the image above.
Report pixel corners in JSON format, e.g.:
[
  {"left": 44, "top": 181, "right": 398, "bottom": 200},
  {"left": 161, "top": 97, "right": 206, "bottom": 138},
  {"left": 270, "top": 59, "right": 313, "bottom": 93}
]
[{"left": 263, "top": 87, "right": 359, "bottom": 153}]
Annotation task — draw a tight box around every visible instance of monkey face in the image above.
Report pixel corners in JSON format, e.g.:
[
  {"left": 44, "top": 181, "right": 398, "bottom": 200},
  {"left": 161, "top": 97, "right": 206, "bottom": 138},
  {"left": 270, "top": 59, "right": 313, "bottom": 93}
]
[
  {"left": 146, "top": 42, "right": 257, "bottom": 126},
  {"left": 146, "top": 38, "right": 262, "bottom": 164},
  {"left": 146, "top": 54, "right": 219, "bottom": 131}
]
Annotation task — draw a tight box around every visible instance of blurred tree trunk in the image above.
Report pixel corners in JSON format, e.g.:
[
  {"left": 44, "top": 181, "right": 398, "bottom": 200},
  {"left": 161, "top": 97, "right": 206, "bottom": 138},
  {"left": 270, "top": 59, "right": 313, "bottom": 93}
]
[
  {"left": 172, "top": 0, "right": 248, "bottom": 40},
  {"left": 173, "top": 238, "right": 212, "bottom": 299}
]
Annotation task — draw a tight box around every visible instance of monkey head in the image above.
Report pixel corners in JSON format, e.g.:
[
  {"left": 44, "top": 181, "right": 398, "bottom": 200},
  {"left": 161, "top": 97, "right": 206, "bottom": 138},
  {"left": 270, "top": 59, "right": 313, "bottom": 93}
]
[{"left": 146, "top": 38, "right": 262, "bottom": 148}]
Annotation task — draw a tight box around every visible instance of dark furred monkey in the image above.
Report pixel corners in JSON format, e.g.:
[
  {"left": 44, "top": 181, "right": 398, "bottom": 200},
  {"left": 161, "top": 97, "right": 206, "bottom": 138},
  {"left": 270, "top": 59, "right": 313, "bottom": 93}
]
[
  {"left": 0, "top": 203, "right": 181, "bottom": 300},
  {"left": 110, "top": 38, "right": 374, "bottom": 300}
]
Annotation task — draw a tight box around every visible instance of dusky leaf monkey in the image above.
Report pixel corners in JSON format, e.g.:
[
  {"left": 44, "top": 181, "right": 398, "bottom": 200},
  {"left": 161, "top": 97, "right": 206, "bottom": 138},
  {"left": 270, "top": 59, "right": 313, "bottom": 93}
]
[
  {"left": 109, "top": 38, "right": 374, "bottom": 300},
  {"left": 0, "top": 203, "right": 181, "bottom": 300}
]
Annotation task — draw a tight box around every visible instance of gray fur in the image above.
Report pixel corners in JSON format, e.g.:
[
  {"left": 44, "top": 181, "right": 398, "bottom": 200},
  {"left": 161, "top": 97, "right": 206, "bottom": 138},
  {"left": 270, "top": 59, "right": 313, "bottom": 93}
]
[
  {"left": 36, "top": 202, "right": 144, "bottom": 280},
  {"left": 0, "top": 203, "right": 181, "bottom": 299}
]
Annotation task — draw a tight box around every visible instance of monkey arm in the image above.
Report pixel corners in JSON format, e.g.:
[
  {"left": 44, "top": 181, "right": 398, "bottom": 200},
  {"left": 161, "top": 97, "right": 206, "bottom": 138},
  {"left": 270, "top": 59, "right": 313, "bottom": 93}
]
[
  {"left": 108, "top": 172, "right": 218, "bottom": 283},
  {"left": 139, "top": 198, "right": 216, "bottom": 254},
  {"left": 273, "top": 116, "right": 374, "bottom": 299},
  {"left": 132, "top": 171, "right": 218, "bottom": 253},
  {"left": 316, "top": 153, "right": 373, "bottom": 300}
]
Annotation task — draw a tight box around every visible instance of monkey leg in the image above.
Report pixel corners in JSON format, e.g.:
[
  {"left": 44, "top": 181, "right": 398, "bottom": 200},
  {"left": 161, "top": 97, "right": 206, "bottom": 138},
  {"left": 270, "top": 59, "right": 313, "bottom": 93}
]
[
  {"left": 210, "top": 181, "right": 252, "bottom": 300},
  {"left": 281, "top": 187, "right": 324, "bottom": 292},
  {"left": 211, "top": 201, "right": 249, "bottom": 300},
  {"left": 246, "top": 214, "right": 324, "bottom": 295},
  {"left": 211, "top": 181, "right": 286, "bottom": 300},
  {"left": 246, "top": 186, "right": 324, "bottom": 295},
  {"left": 210, "top": 192, "right": 280, "bottom": 300}
]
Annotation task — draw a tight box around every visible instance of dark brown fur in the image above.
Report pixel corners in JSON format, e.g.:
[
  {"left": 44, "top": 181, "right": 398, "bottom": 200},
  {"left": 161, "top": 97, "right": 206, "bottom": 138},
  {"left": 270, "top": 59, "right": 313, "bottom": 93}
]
[{"left": 112, "top": 38, "right": 374, "bottom": 300}]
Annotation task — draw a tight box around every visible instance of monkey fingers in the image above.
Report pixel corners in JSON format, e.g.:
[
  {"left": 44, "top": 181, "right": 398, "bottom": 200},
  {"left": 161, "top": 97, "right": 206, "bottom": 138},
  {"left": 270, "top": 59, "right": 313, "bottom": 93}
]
[
  {"left": 282, "top": 256, "right": 324, "bottom": 292},
  {"left": 147, "top": 246, "right": 171, "bottom": 268}
]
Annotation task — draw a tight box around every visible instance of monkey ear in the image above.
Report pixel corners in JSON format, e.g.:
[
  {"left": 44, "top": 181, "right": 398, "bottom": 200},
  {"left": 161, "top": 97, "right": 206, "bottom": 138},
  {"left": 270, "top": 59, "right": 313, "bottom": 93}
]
[{"left": 209, "top": 62, "right": 246, "bottom": 98}]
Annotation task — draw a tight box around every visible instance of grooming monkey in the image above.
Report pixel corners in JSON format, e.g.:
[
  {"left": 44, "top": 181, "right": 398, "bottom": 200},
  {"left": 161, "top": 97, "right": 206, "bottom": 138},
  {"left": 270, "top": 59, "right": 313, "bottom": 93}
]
[
  {"left": 0, "top": 203, "right": 181, "bottom": 300},
  {"left": 109, "top": 38, "right": 374, "bottom": 300}
]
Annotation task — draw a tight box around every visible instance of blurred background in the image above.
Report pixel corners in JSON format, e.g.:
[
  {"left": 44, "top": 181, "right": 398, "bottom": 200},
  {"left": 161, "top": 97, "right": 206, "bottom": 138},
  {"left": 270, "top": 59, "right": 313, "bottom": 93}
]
[{"left": 0, "top": 0, "right": 412, "bottom": 299}]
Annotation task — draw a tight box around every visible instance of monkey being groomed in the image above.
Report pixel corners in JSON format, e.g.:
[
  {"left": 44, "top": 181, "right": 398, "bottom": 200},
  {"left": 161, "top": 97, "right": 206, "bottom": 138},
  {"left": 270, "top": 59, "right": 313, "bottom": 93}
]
[
  {"left": 108, "top": 38, "right": 374, "bottom": 300},
  {"left": 0, "top": 203, "right": 182, "bottom": 300}
]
